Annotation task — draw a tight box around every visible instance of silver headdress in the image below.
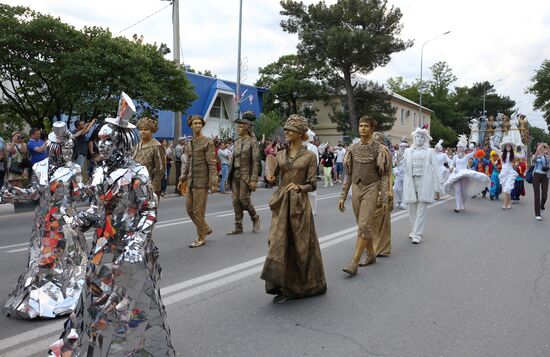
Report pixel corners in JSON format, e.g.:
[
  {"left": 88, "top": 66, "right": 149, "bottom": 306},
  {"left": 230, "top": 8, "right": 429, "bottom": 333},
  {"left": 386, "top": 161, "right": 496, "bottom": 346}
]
[{"left": 456, "top": 134, "right": 468, "bottom": 148}]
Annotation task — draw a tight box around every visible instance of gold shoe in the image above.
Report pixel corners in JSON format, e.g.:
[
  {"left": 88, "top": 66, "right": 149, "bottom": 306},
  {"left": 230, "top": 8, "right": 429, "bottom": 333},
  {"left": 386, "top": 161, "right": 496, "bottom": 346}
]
[
  {"left": 226, "top": 228, "right": 243, "bottom": 235},
  {"left": 252, "top": 215, "right": 260, "bottom": 233},
  {"left": 359, "top": 255, "right": 377, "bottom": 267},
  {"left": 189, "top": 239, "right": 206, "bottom": 248},
  {"left": 206, "top": 226, "right": 213, "bottom": 235},
  {"left": 342, "top": 261, "right": 358, "bottom": 276}
]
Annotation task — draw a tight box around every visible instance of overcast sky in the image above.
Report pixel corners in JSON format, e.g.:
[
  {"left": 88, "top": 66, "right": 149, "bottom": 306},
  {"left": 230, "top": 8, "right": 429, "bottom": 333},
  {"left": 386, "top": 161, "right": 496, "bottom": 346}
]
[{"left": 6, "top": 0, "right": 550, "bottom": 129}]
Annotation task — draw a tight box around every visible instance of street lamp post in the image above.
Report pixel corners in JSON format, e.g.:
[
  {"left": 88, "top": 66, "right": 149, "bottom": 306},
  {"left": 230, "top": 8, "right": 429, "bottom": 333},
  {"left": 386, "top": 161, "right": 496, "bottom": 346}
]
[
  {"left": 419, "top": 30, "right": 451, "bottom": 126},
  {"left": 482, "top": 78, "right": 503, "bottom": 117},
  {"left": 236, "top": 0, "right": 243, "bottom": 119}
]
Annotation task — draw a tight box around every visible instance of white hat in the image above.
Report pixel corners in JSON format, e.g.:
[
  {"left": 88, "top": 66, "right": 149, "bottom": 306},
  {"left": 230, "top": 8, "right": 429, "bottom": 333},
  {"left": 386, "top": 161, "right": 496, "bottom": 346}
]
[
  {"left": 456, "top": 134, "right": 468, "bottom": 148},
  {"left": 435, "top": 139, "right": 444, "bottom": 151},
  {"left": 105, "top": 92, "right": 136, "bottom": 129},
  {"left": 411, "top": 127, "right": 432, "bottom": 141},
  {"left": 500, "top": 135, "right": 516, "bottom": 151}
]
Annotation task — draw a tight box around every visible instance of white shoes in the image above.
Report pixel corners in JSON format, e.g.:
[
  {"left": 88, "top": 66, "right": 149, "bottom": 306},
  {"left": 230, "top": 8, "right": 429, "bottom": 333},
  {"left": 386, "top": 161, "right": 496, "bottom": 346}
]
[
  {"left": 411, "top": 236, "right": 421, "bottom": 244},
  {"left": 536, "top": 216, "right": 542, "bottom": 221}
]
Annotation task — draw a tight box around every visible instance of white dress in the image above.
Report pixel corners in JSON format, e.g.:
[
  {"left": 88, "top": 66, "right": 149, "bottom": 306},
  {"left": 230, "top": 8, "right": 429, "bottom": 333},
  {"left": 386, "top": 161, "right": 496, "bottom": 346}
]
[
  {"left": 435, "top": 152, "right": 452, "bottom": 184},
  {"left": 499, "top": 159, "right": 517, "bottom": 194},
  {"left": 508, "top": 118, "right": 524, "bottom": 147},
  {"left": 444, "top": 152, "right": 490, "bottom": 196}
]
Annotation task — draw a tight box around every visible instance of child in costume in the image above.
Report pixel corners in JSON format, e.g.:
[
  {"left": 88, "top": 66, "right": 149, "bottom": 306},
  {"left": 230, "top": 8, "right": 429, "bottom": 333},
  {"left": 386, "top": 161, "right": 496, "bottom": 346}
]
[
  {"left": 511, "top": 158, "right": 527, "bottom": 202},
  {"left": 488, "top": 151, "right": 502, "bottom": 200},
  {"left": 471, "top": 149, "right": 491, "bottom": 198}
]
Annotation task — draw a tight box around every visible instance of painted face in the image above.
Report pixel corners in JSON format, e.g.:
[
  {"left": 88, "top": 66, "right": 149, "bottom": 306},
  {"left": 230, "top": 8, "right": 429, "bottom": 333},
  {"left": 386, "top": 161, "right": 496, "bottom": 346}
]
[
  {"left": 284, "top": 129, "right": 300, "bottom": 143},
  {"left": 98, "top": 124, "right": 117, "bottom": 159},
  {"left": 61, "top": 138, "right": 74, "bottom": 162},
  {"left": 191, "top": 119, "right": 203, "bottom": 135},
  {"left": 139, "top": 128, "right": 152, "bottom": 142},
  {"left": 413, "top": 134, "right": 426, "bottom": 147},
  {"left": 358, "top": 122, "right": 373, "bottom": 137},
  {"left": 457, "top": 145, "right": 465, "bottom": 153},
  {"left": 237, "top": 123, "right": 249, "bottom": 137}
]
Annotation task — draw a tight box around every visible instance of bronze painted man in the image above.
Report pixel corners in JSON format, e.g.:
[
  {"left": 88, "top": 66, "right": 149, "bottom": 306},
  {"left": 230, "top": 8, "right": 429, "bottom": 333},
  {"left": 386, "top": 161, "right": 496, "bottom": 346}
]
[
  {"left": 179, "top": 115, "right": 218, "bottom": 248},
  {"left": 339, "top": 116, "right": 390, "bottom": 276},
  {"left": 134, "top": 118, "right": 166, "bottom": 199},
  {"left": 227, "top": 111, "right": 261, "bottom": 234}
]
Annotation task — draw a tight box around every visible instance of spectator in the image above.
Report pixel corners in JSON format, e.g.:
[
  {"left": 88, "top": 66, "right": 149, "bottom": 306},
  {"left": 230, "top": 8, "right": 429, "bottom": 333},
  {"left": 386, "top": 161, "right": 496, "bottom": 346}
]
[
  {"left": 0, "top": 135, "right": 5, "bottom": 184},
  {"left": 7, "top": 131, "right": 29, "bottom": 188},
  {"left": 27, "top": 128, "right": 48, "bottom": 168},
  {"left": 174, "top": 137, "right": 186, "bottom": 194},
  {"left": 335, "top": 144, "right": 346, "bottom": 183},
  {"left": 72, "top": 118, "right": 96, "bottom": 169},
  {"left": 321, "top": 146, "right": 335, "bottom": 187},
  {"left": 161, "top": 140, "right": 175, "bottom": 196},
  {"left": 531, "top": 143, "right": 550, "bottom": 221},
  {"left": 217, "top": 142, "right": 232, "bottom": 193}
]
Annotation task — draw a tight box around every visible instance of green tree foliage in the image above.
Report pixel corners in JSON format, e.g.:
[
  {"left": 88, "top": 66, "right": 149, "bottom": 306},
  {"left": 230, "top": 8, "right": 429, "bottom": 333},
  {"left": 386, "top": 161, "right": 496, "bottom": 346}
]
[
  {"left": 527, "top": 59, "right": 550, "bottom": 130},
  {"left": 253, "top": 111, "right": 284, "bottom": 140},
  {"left": 255, "top": 54, "right": 329, "bottom": 120},
  {"left": 454, "top": 82, "right": 515, "bottom": 120},
  {"left": 280, "top": 0, "right": 413, "bottom": 135},
  {"left": 0, "top": 5, "right": 197, "bottom": 129}
]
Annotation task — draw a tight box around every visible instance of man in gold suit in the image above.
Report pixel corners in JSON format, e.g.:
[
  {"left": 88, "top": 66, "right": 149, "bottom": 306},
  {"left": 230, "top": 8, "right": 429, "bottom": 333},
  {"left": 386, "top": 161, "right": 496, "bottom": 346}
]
[
  {"left": 338, "top": 116, "right": 391, "bottom": 276},
  {"left": 179, "top": 115, "right": 218, "bottom": 248},
  {"left": 227, "top": 111, "right": 261, "bottom": 234},
  {"left": 133, "top": 118, "right": 166, "bottom": 199}
]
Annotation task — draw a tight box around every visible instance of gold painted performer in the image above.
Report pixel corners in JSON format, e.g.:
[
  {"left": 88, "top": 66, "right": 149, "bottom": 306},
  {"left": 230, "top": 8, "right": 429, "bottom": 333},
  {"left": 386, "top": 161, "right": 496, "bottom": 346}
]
[
  {"left": 134, "top": 118, "right": 166, "bottom": 199},
  {"left": 227, "top": 111, "right": 261, "bottom": 234},
  {"left": 339, "top": 116, "right": 390, "bottom": 276},
  {"left": 179, "top": 115, "right": 218, "bottom": 248},
  {"left": 261, "top": 114, "right": 326, "bottom": 304}
]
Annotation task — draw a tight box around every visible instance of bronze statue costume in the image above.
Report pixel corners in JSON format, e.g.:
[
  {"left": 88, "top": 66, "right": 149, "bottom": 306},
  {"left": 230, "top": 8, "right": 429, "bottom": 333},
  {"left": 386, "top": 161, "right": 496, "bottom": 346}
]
[
  {"left": 0, "top": 122, "right": 87, "bottom": 320},
  {"left": 227, "top": 111, "right": 261, "bottom": 234},
  {"left": 180, "top": 114, "right": 218, "bottom": 248},
  {"left": 49, "top": 93, "right": 174, "bottom": 357},
  {"left": 261, "top": 115, "right": 326, "bottom": 303},
  {"left": 339, "top": 117, "right": 390, "bottom": 276},
  {"left": 368, "top": 132, "right": 393, "bottom": 259},
  {"left": 133, "top": 117, "right": 166, "bottom": 197}
]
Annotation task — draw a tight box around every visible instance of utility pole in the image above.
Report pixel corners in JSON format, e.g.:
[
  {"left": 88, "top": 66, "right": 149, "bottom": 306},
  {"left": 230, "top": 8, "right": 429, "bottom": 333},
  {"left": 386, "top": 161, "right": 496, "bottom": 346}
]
[
  {"left": 172, "top": 0, "right": 182, "bottom": 140},
  {"left": 236, "top": 0, "right": 243, "bottom": 119}
]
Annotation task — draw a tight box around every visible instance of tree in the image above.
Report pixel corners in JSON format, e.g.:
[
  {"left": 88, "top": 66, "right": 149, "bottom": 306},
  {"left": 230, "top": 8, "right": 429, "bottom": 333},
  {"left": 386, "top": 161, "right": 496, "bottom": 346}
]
[
  {"left": 454, "top": 82, "right": 515, "bottom": 119},
  {"left": 527, "top": 59, "right": 550, "bottom": 130},
  {"left": 255, "top": 54, "right": 329, "bottom": 119},
  {"left": 428, "top": 61, "right": 457, "bottom": 100},
  {"left": 528, "top": 125, "right": 550, "bottom": 152},
  {"left": 254, "top": 111, "right": 284, "bottom": 140},
  {"left": 280, "top": 0, "right": 413, "bottom": 135},
  {"left": 0, "top": 4, "right": 197, "bottom": 129}
]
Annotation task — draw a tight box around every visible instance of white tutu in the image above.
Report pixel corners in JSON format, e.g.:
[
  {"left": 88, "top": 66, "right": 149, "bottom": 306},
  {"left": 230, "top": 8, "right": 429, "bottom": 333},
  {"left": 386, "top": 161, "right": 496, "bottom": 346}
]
[
  {"left": 444, "top": 169, "right": 490, "bottom": 197},
  {"left": 439, "top": 166, "right": 451, "bottom": 185},
  {"left": 499, "top": 165, "right": 518, "bottom": 194}
]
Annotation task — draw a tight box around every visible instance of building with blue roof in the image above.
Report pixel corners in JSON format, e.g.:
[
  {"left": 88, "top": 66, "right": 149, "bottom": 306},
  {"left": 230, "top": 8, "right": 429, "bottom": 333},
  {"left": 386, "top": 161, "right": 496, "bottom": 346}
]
[{"left": 154, "top": 72, "right": 268, "bottom": 139}]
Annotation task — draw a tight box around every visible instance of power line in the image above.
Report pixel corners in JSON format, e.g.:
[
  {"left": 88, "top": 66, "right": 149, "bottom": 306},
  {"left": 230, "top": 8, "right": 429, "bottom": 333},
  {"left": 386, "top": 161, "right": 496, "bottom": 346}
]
[{"left": 116, "top": 3, "right": 172, "bottom": 35}]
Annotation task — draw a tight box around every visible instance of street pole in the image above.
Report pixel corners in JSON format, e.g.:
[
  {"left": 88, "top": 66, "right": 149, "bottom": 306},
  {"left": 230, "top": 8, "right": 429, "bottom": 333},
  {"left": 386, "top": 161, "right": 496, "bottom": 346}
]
[
  {"left": 236, "top": 0, "right": 243, "bottom": 119},
  {"left": 418, "top": 30, "right": 450, "bottom": 127},
  {"left": 172, "top": 0, "right": 181, "bottom": 141}
]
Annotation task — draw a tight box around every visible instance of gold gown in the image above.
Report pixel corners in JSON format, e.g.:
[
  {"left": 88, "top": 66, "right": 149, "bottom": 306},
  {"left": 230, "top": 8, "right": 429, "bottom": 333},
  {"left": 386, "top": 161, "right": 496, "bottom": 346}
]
[{"left": 261, "top": 147, "right": 327, "bottom": 298}]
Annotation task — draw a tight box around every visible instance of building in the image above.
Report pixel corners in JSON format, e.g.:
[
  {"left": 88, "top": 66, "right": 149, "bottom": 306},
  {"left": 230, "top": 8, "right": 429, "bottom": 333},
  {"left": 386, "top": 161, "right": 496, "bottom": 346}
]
[{"left": 154, "top": 72, "right": 268, "bottom": 139}]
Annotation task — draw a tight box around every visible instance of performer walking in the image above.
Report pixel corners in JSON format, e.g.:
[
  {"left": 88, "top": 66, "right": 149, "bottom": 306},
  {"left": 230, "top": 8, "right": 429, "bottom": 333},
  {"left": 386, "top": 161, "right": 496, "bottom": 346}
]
[
  {"left": 444, "top": 135, "right": 490, "bottom": 212},
  {"left": 49, "top": 93, "right": 174, "bottom": 356},
  {"left": 261, "top": 114, "right": 326, "bottom": 303},
  {"left": 1, "top": 122, "right": 87, "bottom": 320},
  {"left": 488, "top": 150, "right": 502, "bottom": 200},
  {"left": 180, "top": 115, "right": 218, "bottom": 247},
  {"left": 434, "top": 139, "right": 451, "bottom": 200},
  {"left": 227, "top": 111, "right": 261, "bottom": 234},
  {"left": 305, "top": 129, "right": 320, "bottom": 215},
  {"left": 403, "top": 128, "right": 442, "bottom": 244},
  {"left": 393, "top": 138, "right": 408, "bottom": 209},
  {"left": 133, "top": 118, "right": 166, "bottom": 200},
  {"left": 339, "top": 117, "right": 390, "bottom": 276},
  {"left": 490, "top": 135, "right": 524, "bottom": 209}
]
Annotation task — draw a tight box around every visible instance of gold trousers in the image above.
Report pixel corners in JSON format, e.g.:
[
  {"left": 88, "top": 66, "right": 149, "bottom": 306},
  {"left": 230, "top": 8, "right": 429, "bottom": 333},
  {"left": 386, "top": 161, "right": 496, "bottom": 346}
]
[{"left": 186, "top": 188, "right": 209, "bottom": 239}]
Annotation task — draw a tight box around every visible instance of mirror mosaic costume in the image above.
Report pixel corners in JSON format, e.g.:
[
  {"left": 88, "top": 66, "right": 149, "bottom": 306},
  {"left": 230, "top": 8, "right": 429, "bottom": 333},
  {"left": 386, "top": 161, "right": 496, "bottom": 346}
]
[
  {"left": 0, "top": 122, "right": 88, "bottom": 319},
  {"left": 49, "top": 93, "right": 174, "bottom": 356}
]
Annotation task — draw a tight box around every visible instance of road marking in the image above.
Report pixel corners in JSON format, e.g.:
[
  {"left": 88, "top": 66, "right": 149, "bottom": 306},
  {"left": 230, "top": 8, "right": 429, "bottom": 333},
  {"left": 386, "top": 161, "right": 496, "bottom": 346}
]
[
  {"left": 0, "top": 242, "right": 29, "bottom": 250},
  {"left": 0, "top": 198, "right": 451, "bottom": 356}
]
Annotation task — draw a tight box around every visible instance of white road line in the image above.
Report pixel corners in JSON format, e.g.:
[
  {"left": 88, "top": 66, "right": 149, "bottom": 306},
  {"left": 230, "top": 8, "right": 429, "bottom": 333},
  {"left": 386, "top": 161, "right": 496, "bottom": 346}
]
[{"left": 0, "top": 242, "right": 28, "bottom": 250}]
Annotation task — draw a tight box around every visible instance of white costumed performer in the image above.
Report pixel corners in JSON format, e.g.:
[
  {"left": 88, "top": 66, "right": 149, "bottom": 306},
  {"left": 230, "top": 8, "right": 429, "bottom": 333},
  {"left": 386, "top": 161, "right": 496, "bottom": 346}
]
[
  {"left": 434, "top": 139, "right": 452, "bottom": 185},
  {"left": 491, "top": 135, "right": 524, "bottom": 209},
  {"left": 306, "top": 129, "right": 319, "bottom": 215},
  {"left": 403, "top": 128, "right": 442, "bottom": 244},
  {"left": 392, "top": 138, "right": 408, "bottom": 209},
  {"left": 444, "top": 135, "right": 490, "bottom": 212}
]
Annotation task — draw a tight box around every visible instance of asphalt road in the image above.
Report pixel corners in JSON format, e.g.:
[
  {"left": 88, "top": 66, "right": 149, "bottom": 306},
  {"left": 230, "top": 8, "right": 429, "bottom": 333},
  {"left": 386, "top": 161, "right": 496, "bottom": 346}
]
[{"left": 0, "top": 183, "right": 549, "bottom": 356}]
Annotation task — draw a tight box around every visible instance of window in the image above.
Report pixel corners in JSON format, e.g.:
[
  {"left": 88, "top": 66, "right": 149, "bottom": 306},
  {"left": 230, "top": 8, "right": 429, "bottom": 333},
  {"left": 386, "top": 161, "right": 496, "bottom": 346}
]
[
  {"left": 210, "top": 96, "right": 230, "bottom": 119},
  {"left": 400, "top": 109, "right": 404, "bottom": 125}
]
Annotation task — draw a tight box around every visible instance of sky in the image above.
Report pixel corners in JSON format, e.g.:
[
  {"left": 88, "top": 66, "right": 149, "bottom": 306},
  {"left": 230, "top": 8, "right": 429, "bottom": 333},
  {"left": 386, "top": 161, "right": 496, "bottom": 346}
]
[{"left": 5, "top": 0, "right": 550, "bottom": 129}]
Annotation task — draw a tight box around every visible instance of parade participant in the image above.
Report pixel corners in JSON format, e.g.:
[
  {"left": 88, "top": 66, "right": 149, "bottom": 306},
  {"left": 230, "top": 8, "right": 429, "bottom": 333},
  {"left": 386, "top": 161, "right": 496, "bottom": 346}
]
[
  {"left": 338, "top": 116, "right": 390, "bottom": 276},
  {"left": 49, "top": 93, "right": 174, "bottom": 356},
  {"left": 179, "top": 114, "right": 218, "bottom": 248},
  {"left": 134, "top": 117, "right": 166, "bottom": 199},
  {"left": 227, "top": 111, "right": 260, "bottom": 234},
  {"left": 472, "top": 149, "right": 491, "bottom": 198},
  {"left": 403, "top": 128, "right": 442, "bottom": 244},
  {"left": 393, "top": 137, "right": 408, "bottom": 209},
  {"left": 434, "top": 139, "right": 452, "bottom": 200},
  {"left": 444, "top": 135, "right": 490, "bottom": 212},
  {"left": 1, "top": 122, "right": 87, "bottom": 320},
  {"left": 490, "top": 135, "right": 524, "bottom": 209},
  {"left": 361, "top": 131, "right": 393, "bottom": 261},
  {"left": 306, "top": 128, "right": 320, "bottom": 215},
  {"left": 488, "top": 151, "right": 502, "bottom": 200},
  {"left": 530, "top": 143, "right": 550, "bottom": 220},
  {"left": 262, "top": 114, "right": 326, "bottom": 303},
  {"left": 511, "top": 158, "right": 527, "bottom": 202}
]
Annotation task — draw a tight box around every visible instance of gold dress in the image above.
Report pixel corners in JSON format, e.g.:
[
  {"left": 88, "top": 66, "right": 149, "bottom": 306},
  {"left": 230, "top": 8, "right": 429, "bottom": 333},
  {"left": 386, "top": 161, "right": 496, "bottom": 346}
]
[{"left": 261, "top": 147, "right": 327, "bottom": 298}]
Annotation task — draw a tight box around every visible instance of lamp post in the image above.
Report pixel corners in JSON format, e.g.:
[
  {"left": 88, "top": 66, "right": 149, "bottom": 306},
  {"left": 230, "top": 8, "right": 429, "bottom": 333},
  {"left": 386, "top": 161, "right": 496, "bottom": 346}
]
[
  {"left": 236, "top": 0, "right": 243, "bottom": 119},
  {"left": 419, "top": 30, "right": 451, "bottom": 126},
  {"left": 482, "top": 78, "right": 503, "bottom": 117}
]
